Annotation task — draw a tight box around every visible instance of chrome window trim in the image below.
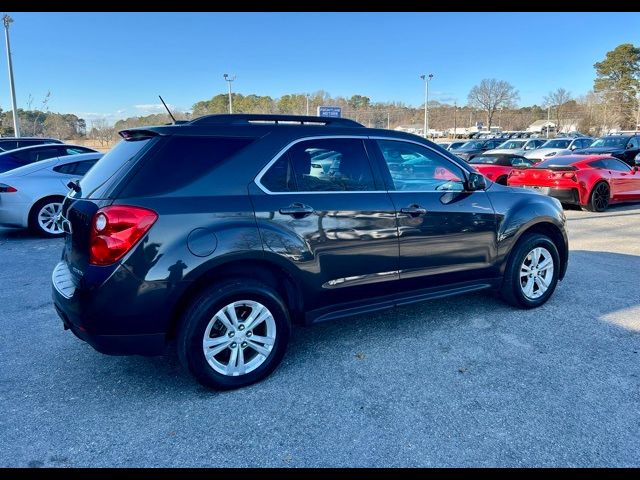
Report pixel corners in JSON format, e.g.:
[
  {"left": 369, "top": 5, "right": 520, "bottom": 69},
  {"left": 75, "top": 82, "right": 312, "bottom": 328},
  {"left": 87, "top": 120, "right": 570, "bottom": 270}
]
[
  {"left": 254, "top": 134, "right": 475, "bottom": 195},
  {"left": 254, "top": 135, "right": 386, "bottom": 195}
]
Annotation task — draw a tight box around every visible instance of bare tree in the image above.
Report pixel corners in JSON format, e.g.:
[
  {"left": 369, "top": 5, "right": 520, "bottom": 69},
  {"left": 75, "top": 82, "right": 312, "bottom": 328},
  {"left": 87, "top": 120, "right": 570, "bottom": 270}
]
[
  {"left": 543, "top": 88, "right": 572, "bottom": 132},
  {"left": 24, "top": 91, "right": 51, "bottom": 136},
  {"left": 89, "top": 118, "right": 115, "bottom": 148},
  {"left": 467, "top": 79, "right": 519, "bottom": 129}
]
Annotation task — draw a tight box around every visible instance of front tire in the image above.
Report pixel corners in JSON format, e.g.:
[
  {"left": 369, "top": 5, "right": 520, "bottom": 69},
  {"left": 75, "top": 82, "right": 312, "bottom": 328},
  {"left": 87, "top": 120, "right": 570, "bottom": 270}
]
[
  {"left": 500, "top": 233, "right": 560, "bottom": 309},
  {"left": 177, "top": 279, "right": 291, "bottom": 390},
  {"left": 583, "top": 181, "right": 610, "bottom": 212},
  {"left": 29, "top": 197, "right": 64, "bottom": 237}
]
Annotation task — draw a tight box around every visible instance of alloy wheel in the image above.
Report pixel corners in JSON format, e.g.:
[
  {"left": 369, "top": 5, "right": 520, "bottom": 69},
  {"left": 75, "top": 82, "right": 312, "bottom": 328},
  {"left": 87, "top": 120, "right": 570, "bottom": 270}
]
[
  {"left": 592, "top": 183, "right": 609, "bottom": 211},
  {"left": 202, "top": 300, "right": 276, "bottom": 376},
  {"left": 519, "top": 247, "right": 554, "bottom": 300},
  {"left": 38, "top": 202, "right": 63, "bottom": 235}
]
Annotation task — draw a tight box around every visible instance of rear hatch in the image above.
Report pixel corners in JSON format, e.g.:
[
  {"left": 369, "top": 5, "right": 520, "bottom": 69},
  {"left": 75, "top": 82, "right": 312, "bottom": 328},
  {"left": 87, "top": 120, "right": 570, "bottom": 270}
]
[{"left": 60, "top": 134, "right": 157, "bottom": 283}]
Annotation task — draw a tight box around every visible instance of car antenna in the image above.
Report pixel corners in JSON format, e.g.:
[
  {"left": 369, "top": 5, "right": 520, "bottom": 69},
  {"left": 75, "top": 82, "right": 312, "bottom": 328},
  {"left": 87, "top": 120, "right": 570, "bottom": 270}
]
[{"left": 158, "top": 95, "right": 177, "bottom": 124}]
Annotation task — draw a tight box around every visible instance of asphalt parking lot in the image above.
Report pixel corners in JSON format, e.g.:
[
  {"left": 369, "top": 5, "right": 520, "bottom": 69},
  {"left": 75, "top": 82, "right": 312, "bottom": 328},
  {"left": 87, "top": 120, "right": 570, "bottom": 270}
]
[{"left": 1, "top": 204, "right": 639, "bottom": 467}]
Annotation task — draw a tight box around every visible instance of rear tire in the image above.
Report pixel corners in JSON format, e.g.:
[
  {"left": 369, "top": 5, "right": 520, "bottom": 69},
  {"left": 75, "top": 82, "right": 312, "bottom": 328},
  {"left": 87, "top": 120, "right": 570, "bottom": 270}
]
[
  {"left": 583, "top": 182, "right": 610, "bottom": 212},
  {"left": 177, "top": 279, "right": 291, "bottom": 390},
  {"left": 28, "top": 197, "right": 65, "bottom": 237},
  {"left": 500, "top": 233, "right": 560, "bottom": 309}
]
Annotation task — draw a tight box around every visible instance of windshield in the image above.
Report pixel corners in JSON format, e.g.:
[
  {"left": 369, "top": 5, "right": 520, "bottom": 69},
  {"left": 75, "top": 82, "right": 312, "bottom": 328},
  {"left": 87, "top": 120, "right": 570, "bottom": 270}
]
[
  {"left": 496, "top": 140, "right": 525, "bottom": 149},
  {"left": 540, "top": 139, "right": 571, "bottom": 149},
  {"left": 79, "top": 138, "right": 153, "bottom": 198},
  {"left": 469, "top": 156, "right": 500, "bottom": 164},
  {"left": 590, "top": 137, "right": 628, "bottom": 148},
  {"left": 459, "top": 141, "right": 483, "bottom": 149}
]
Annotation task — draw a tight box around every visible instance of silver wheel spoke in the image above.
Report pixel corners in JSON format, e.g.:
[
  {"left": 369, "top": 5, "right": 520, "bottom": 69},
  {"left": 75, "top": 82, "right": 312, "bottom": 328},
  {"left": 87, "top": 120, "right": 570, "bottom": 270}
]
[
  {"left": 537, "top": 257, "right": 552, "bottom": 272},
  {"left": 204, "top": 336, "right": 231, "bottom": 348},
  {"left": 247, "top": 340, "right": 271, "bottom": 357},
  {"left": 523, "top": 278, "right": 535, "bottom": 297},
  {"left": 537, "top": 273, "right": 549, "bottom": 289},
  {"left": 226, "top": 347, "right": 239, "bottom": 375},
  {"left": 214, "top": 311, "right": 234, "bottom": 331},
  {"left": 236, "top": 348, "right": 246, "bottom": 375},
  {"left": 246, "top": 309, "right": 270, "bottom": 331},
  {"left": 248, "top": 334, "right": 275, "bottom": 346},
  {"left": 225, "top": 304, "right": 240, "bottom": 327},
  {"left": 205, "top": 340, "right": 231, "bottom": 358}
]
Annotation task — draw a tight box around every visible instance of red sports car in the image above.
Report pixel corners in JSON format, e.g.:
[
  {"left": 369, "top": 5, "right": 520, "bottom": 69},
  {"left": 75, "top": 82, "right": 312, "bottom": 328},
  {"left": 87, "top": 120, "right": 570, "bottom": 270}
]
[
  {"left": 507, "top": 154, "right": 640, "bottom": 212},
  {"left": 468, "top": 154, "right": 534, "bottom": 185}
]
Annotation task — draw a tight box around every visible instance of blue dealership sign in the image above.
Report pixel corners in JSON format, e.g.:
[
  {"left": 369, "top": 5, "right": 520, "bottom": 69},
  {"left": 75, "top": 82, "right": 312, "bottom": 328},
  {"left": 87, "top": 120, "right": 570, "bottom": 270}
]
[{"left": 317, "top": 106, "right": 342, "bottom": 118}]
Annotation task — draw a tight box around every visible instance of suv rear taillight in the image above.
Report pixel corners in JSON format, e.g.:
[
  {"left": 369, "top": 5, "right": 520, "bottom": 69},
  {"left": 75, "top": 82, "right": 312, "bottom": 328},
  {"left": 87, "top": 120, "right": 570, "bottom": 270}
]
[
  {"left": 0, "top": 183, "right": 17, "bottom": 193},
  {"left": 89, "top": 205, "right": 158, "bottom": 266}
]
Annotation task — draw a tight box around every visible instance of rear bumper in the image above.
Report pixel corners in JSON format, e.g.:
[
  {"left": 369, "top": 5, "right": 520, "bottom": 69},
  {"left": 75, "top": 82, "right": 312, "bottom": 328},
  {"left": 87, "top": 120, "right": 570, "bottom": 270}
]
[
  {"left": 51, "top": 260, "right": 172, "bottom": 356},
  {"left": 0, "top": 197, "right": 29, "bottom": 228},
  {"left": 547, "top": 187, "right": 581, "bottom": 205},
  {"left": 53, "top": 302, "right": 165, "bottom": 355}
]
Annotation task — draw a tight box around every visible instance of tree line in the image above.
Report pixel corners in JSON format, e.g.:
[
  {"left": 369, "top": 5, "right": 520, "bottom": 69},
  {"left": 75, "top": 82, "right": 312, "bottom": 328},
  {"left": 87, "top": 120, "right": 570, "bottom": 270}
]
[{"left": 1, "top": 43, "right": 637, "bottom": 143}]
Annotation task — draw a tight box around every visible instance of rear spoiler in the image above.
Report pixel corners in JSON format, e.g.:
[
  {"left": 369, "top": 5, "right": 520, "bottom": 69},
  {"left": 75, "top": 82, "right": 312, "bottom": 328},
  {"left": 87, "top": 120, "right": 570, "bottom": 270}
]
[
  {"left": 118, "top": 129, "right": 160, "bottom": 140},
  {"left": 533, "top": 165, "right": 577, "bottom": 171}
]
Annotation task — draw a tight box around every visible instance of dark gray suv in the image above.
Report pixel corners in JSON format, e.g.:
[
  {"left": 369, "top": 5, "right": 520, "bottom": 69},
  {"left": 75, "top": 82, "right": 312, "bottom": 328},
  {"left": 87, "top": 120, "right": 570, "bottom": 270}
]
[{"left": 52, "top": 114, "right": 568, "bottom": 389}]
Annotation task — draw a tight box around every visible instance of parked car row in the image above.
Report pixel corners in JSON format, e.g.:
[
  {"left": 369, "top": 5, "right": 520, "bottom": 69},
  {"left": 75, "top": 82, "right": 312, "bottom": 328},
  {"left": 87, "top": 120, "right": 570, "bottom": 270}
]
[{"left": 0, "top": 140, "right": 99, "bottom": 236}]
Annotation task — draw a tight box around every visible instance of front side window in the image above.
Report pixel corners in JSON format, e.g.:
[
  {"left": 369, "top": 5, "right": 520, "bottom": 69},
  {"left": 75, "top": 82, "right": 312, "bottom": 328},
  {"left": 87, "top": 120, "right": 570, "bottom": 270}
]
[
  {"left": 627, "top": 137, "right": 639, "bottom": 149},
  {"left": 275, "top": 138, "right": 376, "bottom": 192},
  {"left": 377, "top": 140, "right": 465, "bottom": 192},
  {"left": 591, "top": 137, "right": 627, "bottom": 148}
]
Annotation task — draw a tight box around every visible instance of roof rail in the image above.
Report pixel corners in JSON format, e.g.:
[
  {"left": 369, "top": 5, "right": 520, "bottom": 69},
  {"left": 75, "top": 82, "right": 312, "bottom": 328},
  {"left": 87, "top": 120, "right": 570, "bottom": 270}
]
[{"left": 188, "top": 114, "right": 364, "bottom": 128}]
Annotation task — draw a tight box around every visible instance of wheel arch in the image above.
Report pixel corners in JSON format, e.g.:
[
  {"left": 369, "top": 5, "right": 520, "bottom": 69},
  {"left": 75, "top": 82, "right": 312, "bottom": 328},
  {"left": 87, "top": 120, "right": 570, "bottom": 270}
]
[
  {"left": 508, "top": 220, "right": 568, "bottom": 280},
  {"left": 166, "top": 257, "right": 304, "bottom": 340},
  {"left": 27, "top": 194, "right": 66, "bottom": 228}
]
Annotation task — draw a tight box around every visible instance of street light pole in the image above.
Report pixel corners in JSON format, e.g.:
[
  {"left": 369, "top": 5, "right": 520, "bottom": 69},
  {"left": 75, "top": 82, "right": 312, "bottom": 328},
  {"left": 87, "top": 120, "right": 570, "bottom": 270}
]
[
  {"left": 3, "top": 14, "right": 20, "bottom": 137},
  {"left": 546, "top": 105, "right": 551, "bottom": 138},
  {"left": 223, "top": 73, "right": 236, "bottom": 114},
  {"left": 453, "top": 101, "right": 457, "bottom": 139},
  {"left": 306, "top": 94, "right": 310, "bottom": 116},
  {"left": 420, "top": 73, "right": 433, "bottom": 139}
]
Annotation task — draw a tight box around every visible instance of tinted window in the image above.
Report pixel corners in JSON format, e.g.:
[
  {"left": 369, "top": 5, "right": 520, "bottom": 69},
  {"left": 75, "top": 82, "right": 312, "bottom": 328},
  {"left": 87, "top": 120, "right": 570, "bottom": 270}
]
[
  {"left": 510, "top": 157, "right": 533, "bottom": 167},
  {"left": 535, "top": 157, "right": 579, "bottom": 168},
  {"left": 377, "top": 140, "right": 465, "bottom": 192},
  {"left": 591, "top": 137, "right": 628, "bottom": 148},
  {"left": 283, "top": 138, "right": 375, "bottom": 192},
  {"left": 64, "top": 147, "right": 94, "bottom": 155},
  {"left": 80, "top": 138, "right": 153, "bottom": 198},
  {"left": 119, "top": 136, "right": 254, "bottom": 197},
  {"left": 541, "top": 139, "right": 571, "bottom": 149},
  {"left": 628, "top": 137, "right": 639, "bottom": 149},
  {"left": 605, "top": 159, "right": 631, "bottom": 172},
  {"left": 74, "top": 160, "right": 97, "bottom": 176},
  {"left": 0, "top": 140, "right": 18, "bottom": 150},
  {"left": 588, "top": 160, "right": 606, "bottom": 169},
  {"left": 11, "top": 147, "right": 61, "bottom": 165},
  {"left": 261, "top": 156, "right": 296, "bottom": 192},
  {"left": 470, "top": 155, "right": 501, "bottom": 164},
  {"left": 53, "top": 163, "right": 75, "bottom": 174}
]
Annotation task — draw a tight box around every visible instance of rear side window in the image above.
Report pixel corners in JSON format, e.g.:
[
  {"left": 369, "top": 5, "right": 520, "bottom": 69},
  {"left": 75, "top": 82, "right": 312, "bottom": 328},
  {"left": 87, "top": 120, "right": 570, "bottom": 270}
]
[
  {"left": 11, "top": 147, "right": 61, "bottom": 165},
  {"left": 54, "top": 160, "right": 98, "bottom": 176},
  {"left": 80, "top": 138, "right": 153, "bottom": 198},
  {"left": 119, "top": 136, "right": 254, "bottom": 197},
  {"left": 0, "top": 140, "right": 18, "bottom": 150},
  {"left": 261, "top": 156, "right": 296, "bottom": 192}
]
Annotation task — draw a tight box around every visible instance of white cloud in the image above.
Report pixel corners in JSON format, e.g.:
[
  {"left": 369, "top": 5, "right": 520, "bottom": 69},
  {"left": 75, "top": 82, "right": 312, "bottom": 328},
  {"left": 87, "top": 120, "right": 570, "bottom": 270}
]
[{"left": 134, "top": 103, "right": 176, "bottom": 115}]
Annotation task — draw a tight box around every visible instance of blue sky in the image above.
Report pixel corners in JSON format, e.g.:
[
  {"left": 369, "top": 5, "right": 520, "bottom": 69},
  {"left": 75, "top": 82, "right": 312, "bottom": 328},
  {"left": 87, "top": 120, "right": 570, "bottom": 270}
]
[{"left": 0, "top": 12, "right": 637, "bottom": 124}]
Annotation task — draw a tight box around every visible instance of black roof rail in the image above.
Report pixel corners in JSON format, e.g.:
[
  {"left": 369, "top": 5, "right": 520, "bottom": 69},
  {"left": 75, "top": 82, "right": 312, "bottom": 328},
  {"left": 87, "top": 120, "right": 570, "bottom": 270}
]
[{"left": 188, "top": 114, "right": 364, "bottom": 128}]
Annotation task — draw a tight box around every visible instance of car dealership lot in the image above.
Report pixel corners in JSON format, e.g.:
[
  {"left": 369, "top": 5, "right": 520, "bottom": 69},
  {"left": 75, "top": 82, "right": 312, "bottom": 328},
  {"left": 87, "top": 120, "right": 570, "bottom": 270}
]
[{"left": 1, "top": 205, "right": 639, "bottom": 467}]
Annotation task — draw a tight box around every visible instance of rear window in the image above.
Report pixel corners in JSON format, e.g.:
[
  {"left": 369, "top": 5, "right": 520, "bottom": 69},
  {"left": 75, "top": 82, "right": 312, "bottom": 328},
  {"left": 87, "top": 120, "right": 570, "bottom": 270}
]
[
  {"left": 534, "top": 156, "right": 579, "bottom": 168},
  {"left": 80, "top": 138, "right": 153, "bottom": 198},
  {"left": 118, "top": 136, "right": 254, "bottom": 197}
]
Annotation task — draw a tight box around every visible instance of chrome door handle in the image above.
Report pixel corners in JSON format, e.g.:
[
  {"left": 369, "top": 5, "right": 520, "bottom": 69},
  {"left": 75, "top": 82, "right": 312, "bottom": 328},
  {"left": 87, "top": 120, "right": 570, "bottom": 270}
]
[
  {"left": 400, "top": 205, "right": 428, "bottom": 216},
  {"left": 279, "top": 203, "right": 314, "bottom": 218}
]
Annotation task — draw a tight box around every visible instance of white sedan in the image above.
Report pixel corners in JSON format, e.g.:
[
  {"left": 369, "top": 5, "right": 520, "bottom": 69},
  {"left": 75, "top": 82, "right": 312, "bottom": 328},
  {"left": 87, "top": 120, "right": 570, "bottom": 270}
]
[
  {"left": 524, "top": 137, "right": 593, "bottom": 162},
  {"left": 484, "top": 138, "right": 547, "bottom": 156},
  {"left": 0, "top": 152, "right": 102, "bottom": 237}
]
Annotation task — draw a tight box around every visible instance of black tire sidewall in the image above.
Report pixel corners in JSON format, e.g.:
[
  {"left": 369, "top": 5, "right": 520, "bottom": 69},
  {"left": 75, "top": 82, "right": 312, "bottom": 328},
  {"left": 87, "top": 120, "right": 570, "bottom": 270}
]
[
  {"left": 29, "top": 198, "right": 64, "bottom": 237},
  {"left": 504, "top": 234, "right": 560, "bottom": 308},
  {"left": 178, "top": 279, "right": 291, "bottom": 390},
  {"left": 588, "top": 182, "right": 609, "bottom": 212}
]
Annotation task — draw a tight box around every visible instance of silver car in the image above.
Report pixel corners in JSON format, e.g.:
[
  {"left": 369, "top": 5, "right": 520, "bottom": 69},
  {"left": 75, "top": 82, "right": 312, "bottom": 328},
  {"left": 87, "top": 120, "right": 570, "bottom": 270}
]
[
  {"left": 524, "top": 137, "right": 593, "bottom": 161},
  {"left": 484, "top": 138, "right": 547, "bottom": 156},
  {"left": 0, "top": 152, "right": 102, "bottom": 237}
]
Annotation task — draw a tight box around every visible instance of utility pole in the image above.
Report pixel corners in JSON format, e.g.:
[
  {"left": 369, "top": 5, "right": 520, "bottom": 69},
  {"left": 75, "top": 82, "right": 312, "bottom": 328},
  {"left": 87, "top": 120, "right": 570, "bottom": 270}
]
[
  {"left": 420, "top": 73, "right": 433, "bottom": 139},
  {"left": 453, "top": 101, "right": 457, "bottom": 139},
  {"left": 546, "top": 105, "right": 551, "bottom": 138},
  {"left": 387, "top": 111, "right": 390, "bottom": 130},
  {"left": 223, "top": 73, "right": 236, "bottom": 114},
  {"left": 3, "top": 14, "right": 20, "bottom": 137},
  {"left": 305, "top": 94, "right": 310, "bottom": 116}
]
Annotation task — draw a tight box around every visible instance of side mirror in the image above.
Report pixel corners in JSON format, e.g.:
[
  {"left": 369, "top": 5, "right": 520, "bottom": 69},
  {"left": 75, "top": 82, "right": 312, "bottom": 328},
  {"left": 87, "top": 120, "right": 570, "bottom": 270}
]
[
  {"left": 466, "top": 172, "right": 487, "bottom": 191},
  {"left": 570, "top": 144, "right": 577, "bottom": 150}
]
